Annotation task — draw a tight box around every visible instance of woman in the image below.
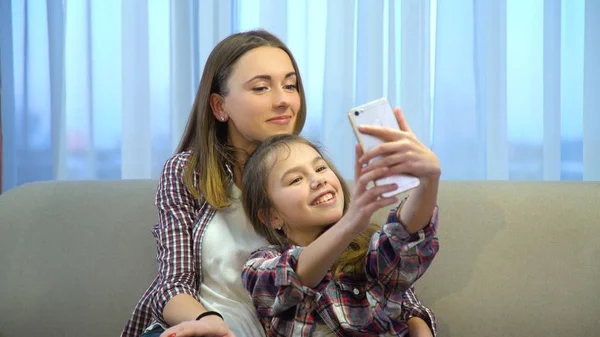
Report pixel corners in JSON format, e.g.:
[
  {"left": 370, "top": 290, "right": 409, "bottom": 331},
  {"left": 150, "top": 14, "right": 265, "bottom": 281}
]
[{"left": 121, "top": 29, "right": 435, "bottom": 337}]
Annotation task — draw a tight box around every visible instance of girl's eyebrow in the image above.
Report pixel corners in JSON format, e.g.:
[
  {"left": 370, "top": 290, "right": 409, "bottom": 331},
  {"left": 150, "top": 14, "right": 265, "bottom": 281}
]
[
  {"left": 245, "top": 72, "right": 297, "bottom": 84},
  {"left": 280, "top": 156, "right": 324, "bottom": 181}
]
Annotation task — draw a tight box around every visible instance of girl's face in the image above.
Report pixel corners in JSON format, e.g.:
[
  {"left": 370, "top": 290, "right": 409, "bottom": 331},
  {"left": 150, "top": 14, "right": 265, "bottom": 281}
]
[
  {"left": 263, "top": 143, "right": 345, "bottom": 246},
  {"left": 215, "top": 46, "right": 302, "bottom": 153}
]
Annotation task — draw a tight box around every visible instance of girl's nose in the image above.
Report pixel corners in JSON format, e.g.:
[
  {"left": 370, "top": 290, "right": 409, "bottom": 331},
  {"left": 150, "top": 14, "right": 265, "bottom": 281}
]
[{"left": 311, "top": 176, "right": 326, "bottom": 189}]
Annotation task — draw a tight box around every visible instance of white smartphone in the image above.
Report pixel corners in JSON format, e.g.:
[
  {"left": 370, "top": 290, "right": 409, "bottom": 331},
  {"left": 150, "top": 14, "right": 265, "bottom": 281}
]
[{"left": 348, "top": 97, "right": 420, "bottom": 197}]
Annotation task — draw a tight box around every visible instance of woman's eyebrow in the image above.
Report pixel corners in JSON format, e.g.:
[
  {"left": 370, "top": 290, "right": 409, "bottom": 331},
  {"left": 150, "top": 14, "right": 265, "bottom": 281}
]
[{"left": 245, "top": 72, "right": 296, "bottom": 84}]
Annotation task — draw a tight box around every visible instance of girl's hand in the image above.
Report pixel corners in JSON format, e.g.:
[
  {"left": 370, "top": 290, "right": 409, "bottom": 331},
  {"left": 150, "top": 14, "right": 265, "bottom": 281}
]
[
  {"left": 358, "top": 107, "right": 441, "bottom": 183},
  {"left": 159, "top": 315, "right": 236, "bottom": 337},
  {"left": 342, "top": 145, "right": 400, "bottom": 235}
]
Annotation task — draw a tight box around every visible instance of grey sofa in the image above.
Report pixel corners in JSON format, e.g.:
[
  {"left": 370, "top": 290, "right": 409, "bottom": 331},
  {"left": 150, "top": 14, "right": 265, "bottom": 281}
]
[{"left": 1, "top": 180, "right": 599, "bottom": 337}]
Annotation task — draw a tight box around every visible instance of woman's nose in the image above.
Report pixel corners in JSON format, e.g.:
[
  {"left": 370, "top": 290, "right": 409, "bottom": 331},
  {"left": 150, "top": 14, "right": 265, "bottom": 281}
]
[{"left": 272, "top": 87, "right": 290, "bottom": 109}]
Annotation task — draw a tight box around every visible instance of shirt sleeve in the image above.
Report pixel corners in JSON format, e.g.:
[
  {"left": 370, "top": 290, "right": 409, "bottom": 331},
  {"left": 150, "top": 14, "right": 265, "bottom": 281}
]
[
  {"left": 365, "top": 199, "right": 440, "bottom": 294},
  {"left": 242, "top": 246, "right": 318, "bottom": 318},
  {"left": 149, "top": 153, "right": 203, "bottom": 325},
  {"left": 401, "top": 287, "right": 438, "bottom": 337}
]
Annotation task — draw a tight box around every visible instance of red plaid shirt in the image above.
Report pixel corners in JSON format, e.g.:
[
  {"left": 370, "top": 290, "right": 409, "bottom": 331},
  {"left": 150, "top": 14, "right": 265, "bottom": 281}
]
[{"left": 242, "top": 203, "right": 439, "bottom": 336}]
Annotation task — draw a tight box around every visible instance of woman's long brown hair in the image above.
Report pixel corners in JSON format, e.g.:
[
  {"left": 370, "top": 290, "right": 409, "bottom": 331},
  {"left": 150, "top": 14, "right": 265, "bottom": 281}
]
[
  {"left": 177, "top": 30, "right": 307, "bottom": 209},
  {"left": 242, "top": 134, "right": 379, "bottom": 280}
]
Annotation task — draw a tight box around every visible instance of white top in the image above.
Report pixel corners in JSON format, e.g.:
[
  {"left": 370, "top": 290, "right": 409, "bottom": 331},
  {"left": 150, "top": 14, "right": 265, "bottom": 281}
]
[{"left": 199, "top": 183, "right": 269, "bottom": 337}]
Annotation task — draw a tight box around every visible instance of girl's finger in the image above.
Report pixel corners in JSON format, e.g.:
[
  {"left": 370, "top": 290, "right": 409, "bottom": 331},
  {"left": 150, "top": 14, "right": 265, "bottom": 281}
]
[
  {"left": 387, "top": 161, "right": 423, "bottom": 177},
  {"left": 393, "top": 107, "right": 414, "bottom": 133},
  {"left": 360, "top": 140, "right": 413, "bottom": 165},
  {"left": 354, "top": 182, "right": 397, "bottom": 208},
  {"left": 364, "top": 196, "right": 399, "bottom": 215},
  {"left": 358, "top": 166, "right": 394, "bottom": 186},
  {"left": 357, "top": 124, "right": 407, "bottom": 142},
  {"left": 354, "top": 144, "right": 364, "bottom": 182},
  {"left": 361, "top": 153, "right": 410, "bottom": 174},
  {"left": 355, "top": 166, "right": 389, "bottom": 192}
]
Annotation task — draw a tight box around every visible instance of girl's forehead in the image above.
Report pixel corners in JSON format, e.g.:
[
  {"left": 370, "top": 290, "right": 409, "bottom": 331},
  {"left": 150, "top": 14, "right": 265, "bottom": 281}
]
[{"left": 267, "top": 143, "right": 320, "bottom": 171}]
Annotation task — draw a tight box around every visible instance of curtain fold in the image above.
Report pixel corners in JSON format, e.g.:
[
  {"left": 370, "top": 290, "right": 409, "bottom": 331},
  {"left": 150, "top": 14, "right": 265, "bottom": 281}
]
[
  {"left": 433, "top": 0, "right": 484, "bottom": 180},
  {"left": 583, "top": 0, "right": 600, "bottom": 180},
  {"left": 121, "top": 0, "right": 151, "bottom": 179},
  {"left": 1, "top": 0, "right": 597, "bottom": 192},
  {"left": 400, "top": 0, "right": 431, "bottom": 146},
  {"left": 0, "top": 0, "right": 15, "bottom": 191},
  {"left": 321, "top": 0, "right": 356, "bottom": 178}
]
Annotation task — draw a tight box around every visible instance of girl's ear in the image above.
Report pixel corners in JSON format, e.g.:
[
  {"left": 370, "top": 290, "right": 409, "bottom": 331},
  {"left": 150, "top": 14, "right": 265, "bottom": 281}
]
[
  {"left": 258, "top": 208, "right": 283, "bottom": 229},
  {"left": 210, "top": 93, "right": 228, "bottom": 122}
]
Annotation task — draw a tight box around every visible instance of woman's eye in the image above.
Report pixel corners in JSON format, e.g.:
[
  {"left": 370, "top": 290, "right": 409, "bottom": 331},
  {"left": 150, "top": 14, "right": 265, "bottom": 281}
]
[
  {"left": 284, "top": 84, "right": 297, "bottom": 91},
  {"left": 252, "top": 86, "right": 268, "bottom": 92}
]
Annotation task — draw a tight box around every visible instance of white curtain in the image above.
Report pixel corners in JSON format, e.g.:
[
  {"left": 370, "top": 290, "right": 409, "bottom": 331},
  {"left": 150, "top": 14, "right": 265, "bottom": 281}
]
[{"left": 1, "top": 0, "right": 598, "bottom": 192}]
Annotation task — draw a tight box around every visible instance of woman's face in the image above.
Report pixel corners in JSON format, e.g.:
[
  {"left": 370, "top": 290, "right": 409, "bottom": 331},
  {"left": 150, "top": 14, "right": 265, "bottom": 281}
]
[{"left": 216, "top": 46, "right": 302, "bottom": 153}]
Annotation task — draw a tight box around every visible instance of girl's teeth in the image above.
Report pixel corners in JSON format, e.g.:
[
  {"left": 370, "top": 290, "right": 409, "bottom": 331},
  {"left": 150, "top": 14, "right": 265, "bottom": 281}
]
[{"left": 315, "top": 193, "right": 333, "bottom": 205}]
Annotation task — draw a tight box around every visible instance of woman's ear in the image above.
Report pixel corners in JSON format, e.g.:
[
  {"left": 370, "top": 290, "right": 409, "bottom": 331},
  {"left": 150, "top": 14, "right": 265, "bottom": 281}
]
[
  {"left": 210, "top": 93, "right": 228, "bottom": 122},
  {"left": 258, "top": 208, "right": 283, "bottom": 230}
]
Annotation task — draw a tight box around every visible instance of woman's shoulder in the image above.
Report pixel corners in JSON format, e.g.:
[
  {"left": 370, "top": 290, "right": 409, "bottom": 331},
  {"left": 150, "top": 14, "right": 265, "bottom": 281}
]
[
  {"left": 156, "top": 150, "right": 200, "bottom": 197},
  {"left": 159, "top": 150, "right": 195, "bottom": 177},
  {"left": 163, "top": 150, "right": 193, "bottom": 169}
]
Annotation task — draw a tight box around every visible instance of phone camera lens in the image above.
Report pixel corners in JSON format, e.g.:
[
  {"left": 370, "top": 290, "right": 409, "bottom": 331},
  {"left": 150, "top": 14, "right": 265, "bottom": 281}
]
[{"left": 354, "top": 111, "right": 359, "bottom": 116}]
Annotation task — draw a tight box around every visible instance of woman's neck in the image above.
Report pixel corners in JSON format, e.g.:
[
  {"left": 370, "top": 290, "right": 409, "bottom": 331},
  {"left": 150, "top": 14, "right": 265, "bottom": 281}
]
[{"left": 230, "top": 141, "right": 257, "bottom": 189}]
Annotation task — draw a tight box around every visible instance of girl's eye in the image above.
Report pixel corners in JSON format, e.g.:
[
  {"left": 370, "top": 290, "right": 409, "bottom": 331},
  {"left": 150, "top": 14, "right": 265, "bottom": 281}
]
[
  {"left": 316, "top": 166, "right": 327, "bottom": 172},
  {"left": 289, "top": 177, "right": 302, "bottom": 185}
]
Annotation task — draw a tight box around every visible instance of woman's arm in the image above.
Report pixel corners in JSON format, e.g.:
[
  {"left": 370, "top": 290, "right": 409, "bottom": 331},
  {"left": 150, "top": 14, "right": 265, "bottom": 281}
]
[{"left": 151, "top": 153, "right": 207, "bottom": 326}]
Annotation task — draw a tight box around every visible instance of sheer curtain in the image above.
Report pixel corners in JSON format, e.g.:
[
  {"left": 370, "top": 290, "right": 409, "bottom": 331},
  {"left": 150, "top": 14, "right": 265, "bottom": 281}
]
[
  {"left": 1, "top": 0, "right": 598, "bottom": 192},
  {"left": 433, "top": 0, "right": 600, "bottom": 180}
]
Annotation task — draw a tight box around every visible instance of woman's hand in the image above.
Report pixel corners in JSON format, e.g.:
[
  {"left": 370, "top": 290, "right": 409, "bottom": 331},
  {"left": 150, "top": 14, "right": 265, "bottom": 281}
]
[
  {"left": 159, "top": 315, "right": 236, "bottom": 337},
  {"left": 357, "top": 107, "right": 441, "bottom": 183}
]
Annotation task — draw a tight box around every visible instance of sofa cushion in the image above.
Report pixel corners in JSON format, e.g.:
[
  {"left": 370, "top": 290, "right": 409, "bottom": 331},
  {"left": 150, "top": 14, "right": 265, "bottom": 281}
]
[
  {"left": 1, "top": 180, "right": 599, "bottom": 337},
  {"left": 0, "top": 180, "right": 159, "bottom": 337}
]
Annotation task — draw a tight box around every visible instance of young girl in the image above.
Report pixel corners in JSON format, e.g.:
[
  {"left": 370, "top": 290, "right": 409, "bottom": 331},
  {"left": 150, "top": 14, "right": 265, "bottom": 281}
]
[{"left": 241, "top": 131, "right": 440, "bottom": 336}]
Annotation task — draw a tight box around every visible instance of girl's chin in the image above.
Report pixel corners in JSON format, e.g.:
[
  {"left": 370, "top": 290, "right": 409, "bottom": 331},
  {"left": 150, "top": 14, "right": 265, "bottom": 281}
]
[{"left": 320, "top": 215, "right": 344, "bottom": 229}]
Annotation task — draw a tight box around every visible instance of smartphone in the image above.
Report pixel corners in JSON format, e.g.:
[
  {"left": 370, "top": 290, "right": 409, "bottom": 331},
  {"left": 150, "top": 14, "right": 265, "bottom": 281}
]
[{"left": 348, "top": 97, "right": 420, "bottom": 197}]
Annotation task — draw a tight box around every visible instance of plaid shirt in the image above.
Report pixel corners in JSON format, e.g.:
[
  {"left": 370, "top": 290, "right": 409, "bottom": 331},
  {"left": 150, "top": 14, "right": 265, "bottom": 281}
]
[
  {"left": 121, "top": 151, "right": 218, "bottom": 337},
  {"left": 121, "top": 151, "right": 437, "bottom": 337},
  {"left": 242, "top": 203, "right": 439, "bottom": 336}
]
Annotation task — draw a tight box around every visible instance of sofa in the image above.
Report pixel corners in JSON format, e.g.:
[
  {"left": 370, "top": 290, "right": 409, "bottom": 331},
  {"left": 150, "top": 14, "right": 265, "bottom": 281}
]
[{"left": 1, "top": 180, "right": 599, "bottom": 337}]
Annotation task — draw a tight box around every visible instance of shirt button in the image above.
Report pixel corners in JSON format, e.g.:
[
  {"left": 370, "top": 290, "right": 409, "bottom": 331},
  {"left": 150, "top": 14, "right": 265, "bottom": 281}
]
[{"left": 352, "top": 288, "right": 360, "bottom": 296}]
